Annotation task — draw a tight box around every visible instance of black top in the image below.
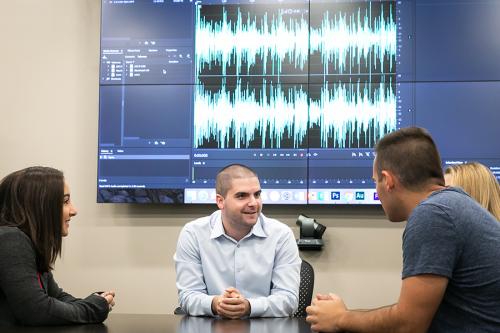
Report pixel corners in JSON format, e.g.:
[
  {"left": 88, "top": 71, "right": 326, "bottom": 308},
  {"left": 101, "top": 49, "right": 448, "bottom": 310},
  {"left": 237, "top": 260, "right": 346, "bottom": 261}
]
[{"left": 0, "top": 226, "right": 109, "bottom": 326}]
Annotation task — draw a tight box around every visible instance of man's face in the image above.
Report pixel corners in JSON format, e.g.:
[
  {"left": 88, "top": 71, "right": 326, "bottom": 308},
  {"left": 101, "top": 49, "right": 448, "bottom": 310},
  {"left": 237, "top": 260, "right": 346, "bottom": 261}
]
[
  {"left": 373, "top": 159, "right": 404, "bottom": 222},
  {"left": 373, "top": 159, "right": 386, "bottom": 208},
  {"left": 217, "top": 176, "right": 262, "bottom": 232}
]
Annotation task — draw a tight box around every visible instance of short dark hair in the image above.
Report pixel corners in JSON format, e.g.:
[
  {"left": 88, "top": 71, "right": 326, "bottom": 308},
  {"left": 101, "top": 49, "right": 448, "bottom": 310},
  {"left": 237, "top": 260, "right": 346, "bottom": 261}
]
[
  {"left": 216, "top": 164, "right": 258, "bottom": 197},
  {"left": 375, "top": 127, "right": 444, "bottom": 190},
  {"left": 0, "top": 166, "right": 64, "bottom": 272}
]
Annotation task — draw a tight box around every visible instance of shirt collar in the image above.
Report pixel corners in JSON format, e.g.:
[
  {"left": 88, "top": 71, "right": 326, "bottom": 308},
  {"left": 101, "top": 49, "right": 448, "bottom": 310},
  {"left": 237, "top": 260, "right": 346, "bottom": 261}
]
[
  {"left": 209, "top": 210, "right": 268, "bottom": 240},
  {"left": 251, "top": 216, "right": 267, "bottom": 238},
  {"left": 210, "top": 211, "right": 225, "bottom": 239}
]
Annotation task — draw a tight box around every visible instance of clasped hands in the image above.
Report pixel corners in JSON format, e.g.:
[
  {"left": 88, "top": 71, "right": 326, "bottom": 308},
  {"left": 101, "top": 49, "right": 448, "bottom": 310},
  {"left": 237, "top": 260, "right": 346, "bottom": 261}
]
[
  {"left": 306, "top": 293, "right": 347, "bottom": 333},
  {"left": 212, "top": 287, "right": 251, "bottom": 319},
  {"left": 99, "top": 290, "right": 116, "bottom": 312}
]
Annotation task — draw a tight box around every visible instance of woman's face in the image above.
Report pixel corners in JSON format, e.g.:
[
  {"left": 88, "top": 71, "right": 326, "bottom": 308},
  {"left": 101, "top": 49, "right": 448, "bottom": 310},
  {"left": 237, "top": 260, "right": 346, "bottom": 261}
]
[{"left": 62, "top": 182, "right": 78, "bottom": 237}]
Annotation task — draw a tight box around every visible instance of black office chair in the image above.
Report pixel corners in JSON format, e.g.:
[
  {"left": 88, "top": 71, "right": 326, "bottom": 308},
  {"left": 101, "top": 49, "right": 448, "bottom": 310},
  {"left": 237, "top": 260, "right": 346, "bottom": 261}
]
[
  {"left": 293, "top": 259, "right": 315, "bottom": 318},
  {"left": 174, "top": 306, "right": 185, "bottom": 315}
]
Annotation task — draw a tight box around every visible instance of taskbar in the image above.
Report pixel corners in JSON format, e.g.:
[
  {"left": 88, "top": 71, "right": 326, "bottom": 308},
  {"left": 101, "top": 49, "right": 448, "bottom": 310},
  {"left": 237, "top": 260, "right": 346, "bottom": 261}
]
[
  {"left": 185, "top": 188, "right": 380, "bottom": 205},
  {"left": 308, "top": 188, "right": 380, "bottom": 205}
]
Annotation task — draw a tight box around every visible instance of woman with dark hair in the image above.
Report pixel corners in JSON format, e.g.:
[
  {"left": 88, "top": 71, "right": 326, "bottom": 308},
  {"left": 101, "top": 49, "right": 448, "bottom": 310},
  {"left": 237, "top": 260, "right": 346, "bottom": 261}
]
[{"left": 0, "top": 166, "right": 115, "bottom": 326}]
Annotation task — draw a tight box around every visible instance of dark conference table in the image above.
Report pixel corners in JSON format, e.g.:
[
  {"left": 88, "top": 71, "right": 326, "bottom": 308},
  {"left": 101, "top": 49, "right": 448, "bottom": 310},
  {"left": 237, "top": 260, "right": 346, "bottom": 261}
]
[{"left": 3, "top": 314, "right": 315, "bottom": 333}]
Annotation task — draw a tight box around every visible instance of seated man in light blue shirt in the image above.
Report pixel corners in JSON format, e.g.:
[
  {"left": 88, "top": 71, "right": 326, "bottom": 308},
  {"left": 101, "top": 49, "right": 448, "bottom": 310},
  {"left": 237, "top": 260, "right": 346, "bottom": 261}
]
[{"left": 174, "top": 164, "right": 301, "bottom": 318}]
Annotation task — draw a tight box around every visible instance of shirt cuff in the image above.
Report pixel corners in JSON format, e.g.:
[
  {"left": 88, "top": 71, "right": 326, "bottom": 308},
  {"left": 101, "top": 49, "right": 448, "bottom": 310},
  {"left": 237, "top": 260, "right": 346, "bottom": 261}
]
[
  {"left": 202, "top": 295, "right": 216, "bottom": 316},
  {"left": 248, "top": 298, "right": 266, "bottom": 317}
]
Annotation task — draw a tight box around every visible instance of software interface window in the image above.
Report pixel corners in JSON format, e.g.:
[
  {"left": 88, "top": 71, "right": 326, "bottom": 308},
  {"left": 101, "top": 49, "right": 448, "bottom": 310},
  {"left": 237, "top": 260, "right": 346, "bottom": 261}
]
[{"left": 97, "top": 0, "right": 500, "bottom": 204}]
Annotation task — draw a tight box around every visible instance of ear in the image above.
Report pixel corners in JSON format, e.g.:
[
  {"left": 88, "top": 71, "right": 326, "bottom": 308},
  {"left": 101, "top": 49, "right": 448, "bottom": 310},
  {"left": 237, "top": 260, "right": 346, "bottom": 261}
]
[
  {"left": 381, "top": 170, "right": 396, "bottom": 192},
  {"left": 216, "top": 194, "right": 224, "bottom": 210}
]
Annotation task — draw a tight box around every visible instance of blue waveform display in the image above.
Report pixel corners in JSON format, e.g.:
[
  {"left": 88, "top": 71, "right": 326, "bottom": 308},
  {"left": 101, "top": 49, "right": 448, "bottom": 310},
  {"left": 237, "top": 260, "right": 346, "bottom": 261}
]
[
  {"left": 193, "top": 2, "right": 397, "bottom": 149},
  {"left": 309, "top": 79, "right": 396, "bottom": 148},
  {"left": 194, "top": 81, "right": 309, "bottom": 149},
  {"left": 310, "top": 3, "right": 397, "bottom": 75},
  {"left": 196, "top": 5, "right": 309, "bottom": 77}
]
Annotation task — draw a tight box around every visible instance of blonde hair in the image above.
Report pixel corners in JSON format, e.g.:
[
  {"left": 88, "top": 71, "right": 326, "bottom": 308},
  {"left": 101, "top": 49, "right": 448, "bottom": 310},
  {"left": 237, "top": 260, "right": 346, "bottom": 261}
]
[{"left": 445, "top": 162, "right": 500, "bottom": 220}]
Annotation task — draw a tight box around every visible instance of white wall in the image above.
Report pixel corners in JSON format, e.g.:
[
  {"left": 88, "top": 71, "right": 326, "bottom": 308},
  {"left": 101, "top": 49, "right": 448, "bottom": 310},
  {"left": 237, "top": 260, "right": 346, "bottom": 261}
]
[{"left": 0, "top": 0, "right": 404, "bottom": 314}]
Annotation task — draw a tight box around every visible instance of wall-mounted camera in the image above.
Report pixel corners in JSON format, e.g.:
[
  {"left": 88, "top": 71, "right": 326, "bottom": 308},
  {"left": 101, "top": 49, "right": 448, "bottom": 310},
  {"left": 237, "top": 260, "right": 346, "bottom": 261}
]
[{"left": 296, "top": 214, "right": 326, "bottom": 250}]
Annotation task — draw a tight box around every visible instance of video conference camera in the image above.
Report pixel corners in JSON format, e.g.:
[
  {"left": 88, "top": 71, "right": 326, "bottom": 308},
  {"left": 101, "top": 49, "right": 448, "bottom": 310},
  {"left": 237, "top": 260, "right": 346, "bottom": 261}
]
[{"left": 296, "top": 214, "right": 326, "bottom": 250}]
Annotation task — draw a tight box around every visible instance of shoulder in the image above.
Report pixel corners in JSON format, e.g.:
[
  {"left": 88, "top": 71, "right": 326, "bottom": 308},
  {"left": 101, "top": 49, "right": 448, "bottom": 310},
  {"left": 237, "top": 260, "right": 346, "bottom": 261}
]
[
  {"left": 182, "top": 212, "right": 217, "bottom": 232},
  {"left": 179, "top": 211, "right": 219, "bottom": 240},
  {"left": 410, "top": 188, "right": 469, "bottom": 221},
  {"left": 411, "top": 187, "right": 491, "bottom": 227},
  {"left": 0, "top": 226, "right": 32, "bottom": 249},
  {"left": 404, "top": 188, "right": 475, "bottom": 244},
  {"left": 260, "top": 214, "right": 294, "bottom": 236},
  {"left": 0, "top": 227, "right": 35, "bottom": 267},
  {"left": 422, "top": 187, "right": 475, "bottom": 209}
]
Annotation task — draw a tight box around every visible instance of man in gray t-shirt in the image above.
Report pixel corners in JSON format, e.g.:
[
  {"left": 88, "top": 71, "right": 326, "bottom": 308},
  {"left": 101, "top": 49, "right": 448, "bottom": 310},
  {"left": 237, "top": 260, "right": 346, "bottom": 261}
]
[
  {"left": 306, "top": 127, "right": 500, "bottom": 333},
  {"left": 404, "top": 187, "right": 500, "bottom": 332}
]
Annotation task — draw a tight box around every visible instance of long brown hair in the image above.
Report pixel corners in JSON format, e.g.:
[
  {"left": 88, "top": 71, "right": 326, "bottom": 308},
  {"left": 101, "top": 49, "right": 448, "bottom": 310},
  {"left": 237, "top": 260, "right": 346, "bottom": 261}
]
[{"left": 0, "top": 166, "right": 64, "bottom": 272}]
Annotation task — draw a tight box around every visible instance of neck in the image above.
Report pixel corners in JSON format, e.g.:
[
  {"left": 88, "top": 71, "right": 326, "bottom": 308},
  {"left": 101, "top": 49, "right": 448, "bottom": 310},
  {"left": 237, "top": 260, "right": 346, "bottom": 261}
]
[
  {"left": 221, "top": 220, "right": 252, "bottom": 242},
  {"left": 224, "top": 226, "right": 250, "bottom": 242},
  {"left": 401, "top": 184, "right": 446, "bottom": 219}
]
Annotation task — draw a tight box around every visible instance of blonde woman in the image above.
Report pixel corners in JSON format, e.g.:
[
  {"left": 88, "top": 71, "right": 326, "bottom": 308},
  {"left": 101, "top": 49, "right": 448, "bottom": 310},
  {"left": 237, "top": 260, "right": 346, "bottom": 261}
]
[{"left": 445, "top": 162, "right": 500, "bottom": 220}]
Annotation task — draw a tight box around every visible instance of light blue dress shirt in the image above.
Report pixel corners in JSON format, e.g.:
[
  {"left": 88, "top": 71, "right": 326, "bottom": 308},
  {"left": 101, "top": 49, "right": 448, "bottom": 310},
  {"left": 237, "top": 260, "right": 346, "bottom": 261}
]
[{"left": 174, "top": 210, "right": 301, "bottom": 317}]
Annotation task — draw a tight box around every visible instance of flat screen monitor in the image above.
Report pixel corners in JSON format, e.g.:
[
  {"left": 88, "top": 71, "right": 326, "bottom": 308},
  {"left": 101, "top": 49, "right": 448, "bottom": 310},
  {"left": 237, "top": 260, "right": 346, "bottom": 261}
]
[{"left": 98, "top": 0, "right": 500, "bottom": 204}]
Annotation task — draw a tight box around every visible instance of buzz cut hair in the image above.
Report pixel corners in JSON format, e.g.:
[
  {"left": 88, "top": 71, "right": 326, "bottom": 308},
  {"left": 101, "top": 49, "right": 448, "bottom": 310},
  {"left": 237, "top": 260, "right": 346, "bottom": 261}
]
[
  {"left": 375, "top": 127, "right": 444, "bottom": 191},
  {"left": 215, "top": 164, "right": 258, "bottom": 197}
]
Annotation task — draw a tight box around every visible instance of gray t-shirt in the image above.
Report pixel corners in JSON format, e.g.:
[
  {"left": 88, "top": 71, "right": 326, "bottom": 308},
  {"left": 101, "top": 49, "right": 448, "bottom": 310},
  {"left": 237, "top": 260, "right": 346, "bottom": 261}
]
[{"left": 402, "top": 187, "right": 500, "bottom": 333}]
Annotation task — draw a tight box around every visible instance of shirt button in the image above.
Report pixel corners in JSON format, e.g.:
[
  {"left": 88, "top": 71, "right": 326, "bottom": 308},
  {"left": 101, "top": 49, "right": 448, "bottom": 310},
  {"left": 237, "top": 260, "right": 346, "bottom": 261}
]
[{"left": 236, "top": 244, "right": 240, "bottom": 248}]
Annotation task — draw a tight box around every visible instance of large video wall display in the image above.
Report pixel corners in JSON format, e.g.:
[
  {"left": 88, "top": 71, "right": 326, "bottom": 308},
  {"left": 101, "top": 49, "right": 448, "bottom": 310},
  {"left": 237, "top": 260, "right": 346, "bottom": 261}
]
[{"left": 98, "top": 0, "right": 500, "bottom": 204}]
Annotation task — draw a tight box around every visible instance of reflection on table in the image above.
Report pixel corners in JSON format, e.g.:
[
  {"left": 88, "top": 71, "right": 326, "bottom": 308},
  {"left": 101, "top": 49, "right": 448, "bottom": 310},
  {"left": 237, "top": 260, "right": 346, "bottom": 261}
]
[
  {"left": 180, "top": 316, "right": 313, "bottom": 333},
  {"left": 0, "top": 314, "right": 314, "bottom": 333}
]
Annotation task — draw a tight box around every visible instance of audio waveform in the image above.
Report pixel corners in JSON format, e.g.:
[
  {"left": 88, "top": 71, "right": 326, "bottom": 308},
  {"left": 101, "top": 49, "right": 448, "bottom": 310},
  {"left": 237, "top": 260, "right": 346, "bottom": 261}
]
[
  {"left": 193, "top": 80, "right": 396, "bottom": 149},
  {"left": 310, "top": 2, "right": 396, "bottom": 75},
  {"left": 195, "top": 3, "right": 396, "bottom": 77},
  {"left": 193, "top": 2, "right": 397, "bottom": 150},
  {"left": 195, "top": 5, "right": 309, "bottom": 78},
  {"left": 309, "top": 80, "right": 396, "bottom": 148},
  {"left": 193, "top": 81, "right": 309, "bottom": 149}
]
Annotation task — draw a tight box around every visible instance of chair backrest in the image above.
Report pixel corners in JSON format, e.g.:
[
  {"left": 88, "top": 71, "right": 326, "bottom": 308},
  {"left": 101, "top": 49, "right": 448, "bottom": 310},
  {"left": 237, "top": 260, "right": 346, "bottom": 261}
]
[
  {"left": 174, "top": 306, "right": 185, "bottom": 315},
  {"left": 293, "top": 259, "right": 315, "bottom": 317}
]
